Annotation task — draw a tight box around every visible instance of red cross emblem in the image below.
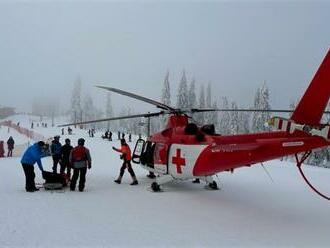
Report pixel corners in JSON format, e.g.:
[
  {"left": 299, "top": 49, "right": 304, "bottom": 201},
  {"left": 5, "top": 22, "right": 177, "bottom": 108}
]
[{"left": 172, "top": 149, "right": 186, "bottom": 174}]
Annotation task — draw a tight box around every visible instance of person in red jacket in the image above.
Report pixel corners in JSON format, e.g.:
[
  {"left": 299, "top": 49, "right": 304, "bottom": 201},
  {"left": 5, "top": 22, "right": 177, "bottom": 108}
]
[
  {"left": 113, "top": 138, "right": 138, "bottom": 185},
  {"left": 69, "top": 138, "right": 92, "bottom": 192}
]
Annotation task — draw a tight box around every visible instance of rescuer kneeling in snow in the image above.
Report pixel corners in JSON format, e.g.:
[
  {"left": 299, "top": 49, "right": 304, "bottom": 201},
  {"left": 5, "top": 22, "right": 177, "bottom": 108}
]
[
  {"left": 21, "top": 141, "right": 46, "bottom": 192},
  {"left": 113, "top": 138, "right": 138, "bottom": 185}
]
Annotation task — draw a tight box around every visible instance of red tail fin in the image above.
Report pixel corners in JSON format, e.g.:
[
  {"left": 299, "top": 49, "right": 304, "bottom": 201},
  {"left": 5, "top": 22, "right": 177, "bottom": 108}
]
[{"left": 291, "top": 49, "right": 330, "bottom": 126}]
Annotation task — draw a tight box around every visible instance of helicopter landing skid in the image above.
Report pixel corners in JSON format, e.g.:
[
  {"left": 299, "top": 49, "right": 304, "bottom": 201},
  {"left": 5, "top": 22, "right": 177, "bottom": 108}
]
[{"left": 150, "top": 175, "right": 173, "bottom": 192}]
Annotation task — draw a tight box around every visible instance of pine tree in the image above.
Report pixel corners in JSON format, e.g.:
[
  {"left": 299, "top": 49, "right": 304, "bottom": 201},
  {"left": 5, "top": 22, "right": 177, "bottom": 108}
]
[
  {"left": 229, "top": 101, "right": 239, "bottom": 134},
  {"left": 82, "top": 94, "right": 95, "bottom": 129},
  {"left": 205, "top": 82, "right": 212, "bottom": 123},
  {"left": 188, "top": 79, "right": 197, "bottom": 109},
  {"left": 219, "top": 97, "right": 231, "bottom": 134},
  {"left": 210, "top": 101, "right": 219, "bottom": 131},
  {"left": 238, "top": 108, "right": 250, "bottom": 134},
  {"left": 198, "top": 85, "right": 205, "bottom": 124},
  {"left": 176, "top": 70, "right": 189, "bottom": 109},
  {"left": 161, "top": 70, "right": 171, "bottom": 106},
  {"left": 251, "top": 82, "right": 271, "bottom": 132},
  {"left": 70, "top": 77, "right": 82, "bottom": 123},
  {"left": 105, "top": 92, "right": 114, "bottom": 130}
]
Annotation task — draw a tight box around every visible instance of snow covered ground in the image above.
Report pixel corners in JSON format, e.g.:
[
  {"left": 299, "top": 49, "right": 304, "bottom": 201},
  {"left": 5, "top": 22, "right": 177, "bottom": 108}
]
[{"left": 1, "top": 115, "right": 330, "bottom": 247}]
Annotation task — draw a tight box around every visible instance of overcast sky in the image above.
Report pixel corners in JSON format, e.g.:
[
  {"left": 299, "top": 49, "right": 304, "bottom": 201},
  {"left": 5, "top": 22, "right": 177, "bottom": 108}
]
[{"left": 0, "top": 1, "right": 329, "bottom": 114}]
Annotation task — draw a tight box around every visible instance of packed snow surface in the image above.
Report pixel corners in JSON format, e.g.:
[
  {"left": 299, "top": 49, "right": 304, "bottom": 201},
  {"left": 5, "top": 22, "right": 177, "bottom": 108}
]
[{"left": 1, "top": 115, "right": 330, "bottom": 247}]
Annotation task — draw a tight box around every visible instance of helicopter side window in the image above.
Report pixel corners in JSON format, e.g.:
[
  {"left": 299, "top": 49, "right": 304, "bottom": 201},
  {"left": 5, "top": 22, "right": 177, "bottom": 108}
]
[
  {"left": 132, "top": 139, "right": 145, "bottom": 164},
  {"left": 154, "top": 143, "right": 168, "bottom": 165}
]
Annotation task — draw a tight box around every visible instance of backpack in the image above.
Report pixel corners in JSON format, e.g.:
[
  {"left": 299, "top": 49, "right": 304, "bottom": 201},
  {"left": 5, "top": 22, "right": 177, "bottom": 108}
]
[{"left": 72, "top": 146, "right": 87, "bottom": 162}]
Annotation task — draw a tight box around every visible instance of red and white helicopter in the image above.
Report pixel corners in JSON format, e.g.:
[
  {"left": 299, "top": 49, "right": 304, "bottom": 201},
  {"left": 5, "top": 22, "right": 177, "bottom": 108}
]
[{"left": 62, "top": 49, "right": 330, "bottom": 199}]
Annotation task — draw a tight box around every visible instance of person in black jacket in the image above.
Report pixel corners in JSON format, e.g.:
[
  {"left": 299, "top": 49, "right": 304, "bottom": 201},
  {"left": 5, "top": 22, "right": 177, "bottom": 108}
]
[
  {"left": 7, "top": 136, "right": 14, "bottom": 157},
  {"left": 60, "top": 138, "right": 73, "bottom": 178}
]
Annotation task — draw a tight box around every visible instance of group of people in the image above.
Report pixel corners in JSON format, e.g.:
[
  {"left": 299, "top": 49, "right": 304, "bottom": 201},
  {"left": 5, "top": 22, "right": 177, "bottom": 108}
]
[
  {"left": 0, "top": 136, "right": 15, "bottom": 158},
  {"left": 21, "top": 136, "right": 92, "bottom": 192},
  {"left": 20, "top": 135, "right": 138, "bottom": 192},
  {"left": 102, "top": 130, "right": 113, "bottom": 140},
  {"left": 61, "top": 127, "right": 73, "bottom": 135}
]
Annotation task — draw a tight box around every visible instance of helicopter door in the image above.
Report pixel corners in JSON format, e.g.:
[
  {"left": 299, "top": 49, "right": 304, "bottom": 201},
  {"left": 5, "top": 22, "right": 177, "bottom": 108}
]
[
  {"left": 140, "top": 141, "right": 155, "bottom": 169},
  {"left": 132, "top": 139, "right": 145, "bottom": 164},
  {"left": 153, "top": 143, "right": 169, "bottom": 174}
]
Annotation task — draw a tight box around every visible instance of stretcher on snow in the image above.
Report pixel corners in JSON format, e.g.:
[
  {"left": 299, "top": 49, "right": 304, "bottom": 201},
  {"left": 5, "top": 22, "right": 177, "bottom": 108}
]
[{"left": 42, "top": 171, "right": 69, "bottom": 190}]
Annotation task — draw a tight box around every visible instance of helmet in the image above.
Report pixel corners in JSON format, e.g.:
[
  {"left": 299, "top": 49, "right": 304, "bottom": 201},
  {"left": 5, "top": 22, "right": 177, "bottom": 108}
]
[
  {"left": 54, "top": 135, "right": 60, "bottom": 140},
  {"left": 78, "top": 138, "right": 85, "bottom": 146},
  {"left": 120, "top": 138, "right": 126, "bottom": 145}
]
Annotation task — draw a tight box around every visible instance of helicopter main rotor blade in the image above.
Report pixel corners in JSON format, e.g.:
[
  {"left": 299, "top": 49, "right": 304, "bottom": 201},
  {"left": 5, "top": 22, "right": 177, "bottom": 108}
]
[
  {"left": 96, "top": 85, "right": 176, "bottom": 111},
  {"left": 58, "top": 111, "right": 165, "bottom": 127},
  {"left": 190, "top": 108, "right": 330, "bottom": 114}
]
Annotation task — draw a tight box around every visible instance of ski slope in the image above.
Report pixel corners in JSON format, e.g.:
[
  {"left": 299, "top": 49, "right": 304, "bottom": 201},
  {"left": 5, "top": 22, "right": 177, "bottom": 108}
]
[{"left": 1, "top": 115, "right": 330, "bottom": 247}]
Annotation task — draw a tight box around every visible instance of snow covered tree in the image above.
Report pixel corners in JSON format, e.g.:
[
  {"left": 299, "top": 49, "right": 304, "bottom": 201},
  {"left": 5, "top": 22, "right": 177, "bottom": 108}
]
[
  {"left": 251, "top": 82, "right": 271, "bottom": 132},
  {"left": 159, "top": 71, "right": 171, "bottom": 128},
  {"left": 219, "top": 97, "right": 231, "bottom": 134},
  {"left": 197, "top": 85, "right": 205, "bottom": 124},
  {"left": 70, "top": 77, "right": 82, "bottom": 123},
  {"left": 105, "top": 92, "right": 114, "bottom": 130},
  {"left": 229, "top": 101, "right": 239, "bottom": 134},
  {"left": 161, "top": 70, "right": 171, "bottom": 106},
  {"left": 205, "top": 82, "right": 212, "bottom": 123},
  {"left": 188, "top": 79, "right": 197, "bottom": 109},
  {"left": 82, "top": 94, "right": 95, "bottom": 128},
  {"left": 176, "top": 70, "right": 189, "bottom": 109},
  {"left": 238, "top": 108, "right": 250, "bottom": 134},
  {"left": 210, "top": 101, "right": 219, "bottom": 131}
]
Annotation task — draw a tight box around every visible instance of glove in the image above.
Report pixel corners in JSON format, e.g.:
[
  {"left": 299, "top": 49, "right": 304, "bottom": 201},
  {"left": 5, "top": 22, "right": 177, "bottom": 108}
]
[
  {"left": 88, "top": 165, "right": 92, "bottom": 169},
  {"left": 112, "top": 147, "right": 116, "bottom": 150}
]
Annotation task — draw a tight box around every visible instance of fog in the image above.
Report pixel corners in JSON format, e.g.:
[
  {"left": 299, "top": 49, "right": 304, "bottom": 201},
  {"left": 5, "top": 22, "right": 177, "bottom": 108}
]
[{"left": 0, "top": 1, "right": 329, "bottom": 115}]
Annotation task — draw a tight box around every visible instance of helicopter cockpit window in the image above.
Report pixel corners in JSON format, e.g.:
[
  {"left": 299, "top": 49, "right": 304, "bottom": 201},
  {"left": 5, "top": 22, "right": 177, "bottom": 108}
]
[
  {"left": 184, "top": 123, "right": 198, "bottom": 135},
  {"left": 201, "top": 124, "right": 216, "bottom": 135}
]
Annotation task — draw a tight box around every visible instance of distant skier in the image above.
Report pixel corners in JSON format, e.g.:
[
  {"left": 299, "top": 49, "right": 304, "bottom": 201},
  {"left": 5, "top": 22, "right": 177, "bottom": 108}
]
[
  {"left": 113, "top": 138, "right": 138, "bottom": 185},
  {"left": 69, "top": 138, "right": 92, "bottom": 192},
  {"left": 51, "top": 136, "right": 62, "bottom": 173},
  {"left": 108, "top": 131, "right": 112, "bottom": 141},
  {"left": 117, "top": 131, "right": 120, "bottom": 140},
  {"left": 20, "top": 141, "right": 46, "bottom": 192},
  {"left": 122, "top": 133, "right": 125, "bottom": 139},
  {"left": 7, "top": 136, "right": 14, "bottom": 157},
  {"left": 31, "top": 122, "right": 34, "bottom": 129},
  {"left": 60, "top": 138, "right": 73, "bottom": 178},
  {"left": 128, "top": 133, "right": 132, "bottom": 142}
]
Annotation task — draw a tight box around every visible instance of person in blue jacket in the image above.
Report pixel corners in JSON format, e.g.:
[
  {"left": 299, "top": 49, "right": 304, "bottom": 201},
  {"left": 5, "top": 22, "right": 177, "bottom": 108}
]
[
  {"left": 51, "top": 136, "right": 62, "bottom": 173},
  {"left": 21, "top": 141, "right": 45, "bottom": 192}
]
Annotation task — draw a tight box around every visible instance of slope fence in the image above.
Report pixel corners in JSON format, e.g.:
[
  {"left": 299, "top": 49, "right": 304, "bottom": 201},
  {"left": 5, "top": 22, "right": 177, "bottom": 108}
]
[{"left": 0, "top": 120, "right": 47, "bottom": 141}]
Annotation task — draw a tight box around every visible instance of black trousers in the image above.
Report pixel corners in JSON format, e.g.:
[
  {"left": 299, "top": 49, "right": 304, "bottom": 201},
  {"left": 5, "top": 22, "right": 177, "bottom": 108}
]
[
  {"left": 119, "top": 161, "right": 136, "bottom": 178},
  {"left": 22, "top": 163, "right": 36, "bottom": 191},
  {"left": 52, "top": 154, "right": 61, "bottom": 173},
  {"left": 70, "top": 167, "right": 87, "bottom": 190},
  {"left": 7, "top": 149, "right": 13, "bottom": 157},
  {"left": 60, "top": 159, "right": 71, "bottom": 176}
]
